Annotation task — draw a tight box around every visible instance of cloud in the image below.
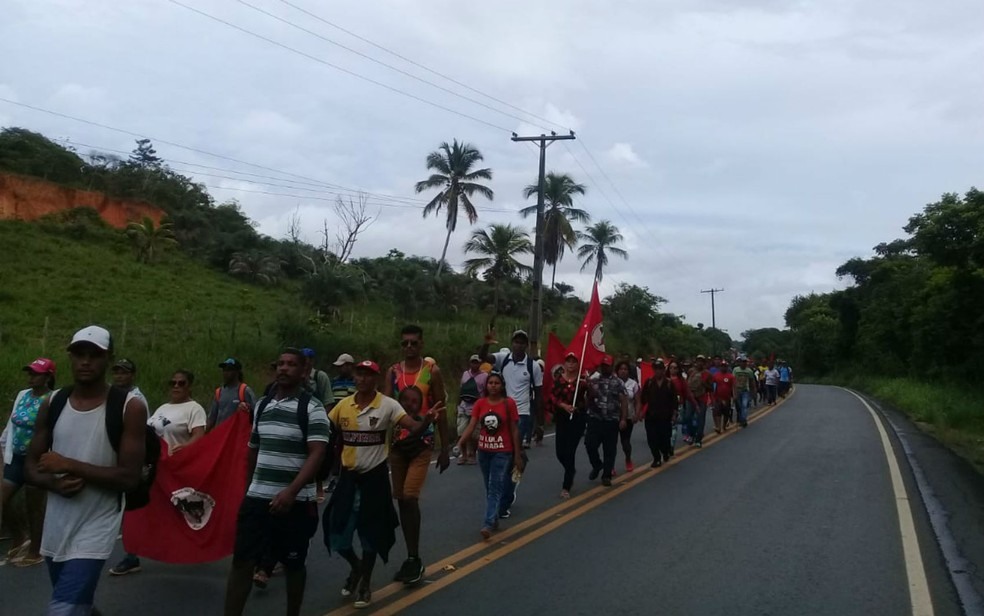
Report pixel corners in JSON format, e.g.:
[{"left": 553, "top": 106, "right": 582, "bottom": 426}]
[{"left": 604, "top": 142, "right": 648, "bottom": 170}]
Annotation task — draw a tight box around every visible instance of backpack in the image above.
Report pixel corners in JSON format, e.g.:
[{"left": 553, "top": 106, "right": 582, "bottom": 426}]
[
  {"left": 253, "top": 392, "right": 336, "bottom": 481},
  {"left": 500, "top": 354, "right": 537, "bottom": 399},
  {"left": 214, "top": 383, "right": 248, "bottom": 404},
  {"left": 47, "top": 386, "right": 161, "bottom": 511}
]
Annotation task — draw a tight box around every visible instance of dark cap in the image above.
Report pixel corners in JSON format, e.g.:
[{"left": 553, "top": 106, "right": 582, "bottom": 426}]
[
  {"left": 218, "top": 357, "right": 242, "bottom": 370},
  {"left": 112, "top": 358, "right": 136, "bottom": 373}
]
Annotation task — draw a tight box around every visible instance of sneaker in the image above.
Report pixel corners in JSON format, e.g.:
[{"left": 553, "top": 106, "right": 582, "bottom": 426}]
[
  {"left": 341, "top": 572, "right": 359, "bottom": 598},
  {"left": 695, "top": 442, "right": 702, "bottom": 448},
  {"left": 499, "top": 509, "right": 511, "bottom": 519},
  {"left": 625, "top": 460, "right": 634, "bottom": 473},
  {"left": 601, "top": 478, "right": 612, "bottom": 487},
  {"left": 353, "top": 580, "right": 372, "bottom": 609},
  {"left": 109, "top": 556, "right": 141, "bottom": 576},
  {"left": 395, "top": 557, "right": 424, "bottom": 585},
  {"left": 560, "top": 489, "right": 571, "bottom": 500},
  {"left": 651, "top": 459, "right": 662, "bottom": 468},
  {"left": 480, "top": 527, "right": 493, "bottom": 539},
  {"left": 588, "top": 467, "right": 601, "bottom": 481}
]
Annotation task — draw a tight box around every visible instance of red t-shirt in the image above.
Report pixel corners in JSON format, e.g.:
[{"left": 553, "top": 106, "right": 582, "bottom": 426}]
[
  {"left": 670, "top": 375, "right": 689, "bottom": 401},
  {"left": 471, "top": 397, "right": 520, "bottom": 453},
  {"left": 713, "top": 372, "right": 736, "bottom": 401}
]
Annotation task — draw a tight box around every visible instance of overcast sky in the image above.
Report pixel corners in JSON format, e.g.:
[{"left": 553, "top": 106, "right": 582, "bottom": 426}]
[{"left": 3, "top": 0, "right": 982, "bottom": 337}]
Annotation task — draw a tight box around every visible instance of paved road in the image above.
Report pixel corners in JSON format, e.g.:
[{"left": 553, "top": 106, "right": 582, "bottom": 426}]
[{"left": 0, "top": 386, "right": 971, "bottom": 615}]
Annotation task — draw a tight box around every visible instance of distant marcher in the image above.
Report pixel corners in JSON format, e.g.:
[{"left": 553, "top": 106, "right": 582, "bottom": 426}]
[
  {"left": 584, "top": 356, "right": 627, "bottom": 486},
  {"left": 302, "top": 348, "right": 334, "bottom": 408},
  {"left": 110, "top": 358, "right": 148, "bottom": 414},
  {"left": 551, "top": 353, "right": 587, "bottom": 499},
  {"left": 111, "top": 369, "right": 207, "bottom": 576},
  {"left": 764, "top": 364, "right": 780, "bottom": 404},
  {"left": 1, "top": 358, "right": 56, "bottom": 567},
  {"left": 685, "top": 356, "right": 713, "bottom": 448},
  {"left": 668, "top": 362, "right": 697, "bottom": 450},
  {"left": 383, "top": 325, "right": 451, "bottom": 588},
  {"left": 614, "top": 361, "right": 641, "bottom": 473},
  {"left": 330, "top": 354, "right": 357, "bottom": 405},
  {"left": 455, "top": 372, "right": 523, "bottom": 539},
  {"left": 778, "top": 362, "right": 793, "bottom": 398},
  {"left": 479, "top": 330, "right": 543, "bottom": 451},
  {"left": 641, "top": 360, "right": 676, "bottom": 466},
  {"left": 326, "top": 360, "right": 440, "bottom": 609},
  {"left": 732, "top": 357, "right": 756, "bottom": 428},
  {"left": 26, "top": 326, "right": 147, "bottom": 615},
  {"left": 712, "top": 364, "right": 736, "bottom": 433},
  {"left": 207, "top": 358, "right": 256, "bottom": 432},
  {"left": 224, "top": 348, "right": 328, "bottom": 616},
  {"left": 456, "top": 355, "right": 488, "bottom": 465}
]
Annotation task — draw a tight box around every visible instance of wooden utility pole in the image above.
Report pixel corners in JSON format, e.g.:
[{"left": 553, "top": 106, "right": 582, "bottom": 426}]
[{"left": 511, "top": 130, "right": 576, "bottom": 356}]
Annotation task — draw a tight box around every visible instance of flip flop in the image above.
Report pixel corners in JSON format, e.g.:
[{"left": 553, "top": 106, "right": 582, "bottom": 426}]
[
  {"left": 13, "top": 554, "right": 44, "bottom": 568},
  {"left": 6, "top": 539, "right": 29, "bottom": 560}
]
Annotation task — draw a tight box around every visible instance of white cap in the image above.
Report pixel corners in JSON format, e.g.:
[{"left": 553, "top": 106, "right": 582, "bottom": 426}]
[
  {"left": 332, "top": 353, "right": 355, "bottom": 366},
  {"left": 469, "top": 354, "right": 481, "bottom": 362},
  {"left": 68, "top": 325, "right": 112, "bottom": 351}
]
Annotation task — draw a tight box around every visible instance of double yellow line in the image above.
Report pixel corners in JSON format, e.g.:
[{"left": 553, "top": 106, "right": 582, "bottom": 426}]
[{"left": 326, "top": 392, "right": 795, "bottom": 616}]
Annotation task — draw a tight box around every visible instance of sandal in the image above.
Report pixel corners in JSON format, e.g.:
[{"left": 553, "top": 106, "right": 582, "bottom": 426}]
[
  {"left": 13, "top": 554, "right": 44, "bottom": 567},
  {"left": 253, "top": 571, "right": 269, "bottom": 589},
  {"left": 6, "top": 539, "right": 30, "bottom": 560}
]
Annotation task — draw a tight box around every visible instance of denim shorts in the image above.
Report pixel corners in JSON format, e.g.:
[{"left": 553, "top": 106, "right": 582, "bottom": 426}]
[{"left": 3, "top": 453, "right": 27, "bottom": 487}]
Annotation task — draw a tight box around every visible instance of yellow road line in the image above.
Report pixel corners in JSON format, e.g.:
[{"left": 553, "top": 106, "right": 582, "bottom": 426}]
[
  {"left": 325, "top": 392, "right": 795, "bottom": 615},
  {"left": 843, "top": 389, "right": 934, "bottom": 616}
]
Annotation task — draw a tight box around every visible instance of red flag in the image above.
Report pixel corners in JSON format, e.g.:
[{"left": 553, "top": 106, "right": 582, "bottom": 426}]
[
  {"left": 567, "top": 282, "right": 606, "bottom": 373},
  {"left": 122, "top": 410, "right": 251, "bottom": 564},
  {"left": 543, "top": 332, "right": 568, "bottom": 417}
]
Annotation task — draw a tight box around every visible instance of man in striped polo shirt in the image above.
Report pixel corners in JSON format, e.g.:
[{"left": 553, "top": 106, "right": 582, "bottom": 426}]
[{"left": 224, "top": 348, "right": 329, "bottom": 616}]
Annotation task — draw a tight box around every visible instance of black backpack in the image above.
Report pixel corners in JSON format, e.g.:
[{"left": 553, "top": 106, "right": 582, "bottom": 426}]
[
  {"left": 47, "top": 386, "right": 161, "bottom": 511},
  {"left": 253, "top": 392, "right": 336, "bottom": 481},
  {"left": 501, "top": 353, "right": 538, "bottom": 399}
]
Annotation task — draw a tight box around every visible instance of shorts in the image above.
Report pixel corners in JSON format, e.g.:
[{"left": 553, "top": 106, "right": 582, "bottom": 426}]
[
  {"left": 457, "top": 414, "right": 479, "bottom": 439},
  {"left": 233, "top": 497, "right": 319, "bottom": 571},
  {"left": 3, "top": 453, "right": 27, "bottom": 487},
  {"left": 389, "top": 447, "right": 431, "bottom": 500},
  {"left": 713, "top": 400, "right": 732, "bottom": 418},
  {"left": 46, "top": 557, "right": 106, "bottom": 614}
]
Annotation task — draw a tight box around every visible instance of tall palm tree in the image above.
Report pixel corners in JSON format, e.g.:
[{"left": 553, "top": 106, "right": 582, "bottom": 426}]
[
  {"left": 578, "top": 220, "right": 628, "bottom": 282},
  {"left": 125, "top": 216, "right": 177, "bottom": 263},
  {"left": 520, "top": 172, "right": 590, "bottom": 288},
  {"left": 463, "top": 224, "right": 533, "bottom": 319},
  {"left": 415, "top": 140, "right": 494, "bottom": 278},
  {"left": 229, "top": 251, "right": 284, "bottom": 286}
]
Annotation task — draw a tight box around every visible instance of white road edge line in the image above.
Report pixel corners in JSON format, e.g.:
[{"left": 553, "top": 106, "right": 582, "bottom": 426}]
[{"left": 843, "top": 387, "right": 935, "bottom": 616}]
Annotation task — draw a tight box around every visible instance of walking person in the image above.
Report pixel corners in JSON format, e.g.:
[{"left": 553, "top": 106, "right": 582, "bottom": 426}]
[
  {"left": 668, "top": 361, "right": 698, "bottom": 449},
  {"left": 551, "top": 353, "right": 587, "bottom": 499},
  {"left": 26, "top": 326, "right": 147, "bottom": 616},
  {"left": 301, "top": 348, "right": 334, "bottom": 407},
  {"left": 584, "top": 356, "right": 627, "bottom": 487},
  {"left": 224, "top": 348, "right": 329, "bottom": 616},
  {"left": 456, "top": 355, "right": 488, "bottom": 465},
  {"left": 732, "top": 356, "right": 756, "bottom": 428},
  {"left": 686, "top": 356, "right": 713, "bottom": 447},
  {"left": 479, "top": 329, "right": 543, "bottom": 450},
  {"left": 207, "top": 358, "right": 256, "bottom": 432},
  {"left": 455, "top": 372, "right": 524, "bottom": 538},
  {"left": 640, "top": 360, "right": 676, "bottom": 466},
  {"left": 778, "top": 361, "right": 793, "bottom": 398},
  {"left": 764, "top": 363, "right": 780, "bottom": 405},
  {"left": 110, "top": 358, "right": 147, "bottom": 413},
  {"left": 111, "top": 369, "right": 207, "bottom": 576},
  {"left": 1, "top": 358, "right": 56, "bottom": 567},
  {"left": 382, "top": 325, "right": 451, "bottom": 587},
  {"left": 326, "top": 360, "right": 442, "bottom": 609},
  {"left": 614, "top": 360, "right": 641, "bottom": 472},
  {"left": 330, "top": 354, "right": 357, "bottom": 403},
  {"left": 712, "top": 363, "right": 737, "bottom": 433}
]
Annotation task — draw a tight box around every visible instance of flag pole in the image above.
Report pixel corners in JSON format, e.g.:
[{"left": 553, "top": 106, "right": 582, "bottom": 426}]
[{"left": 570, "top": 282, "right": 598, "bottom": 415}]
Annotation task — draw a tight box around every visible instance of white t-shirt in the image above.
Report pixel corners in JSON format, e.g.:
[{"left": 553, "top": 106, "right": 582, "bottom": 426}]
[
  {"left": 621, "top": 378, "right": 640, "bottom": 415},
  {"left": 764, "top": 369, "right": 780, "bottom": 386},
  {"left": 492, "top": 351, "right": 543, "bottom": 416},
  {"left": 148, "top": 401, "right": 207, "bottom": 454}
]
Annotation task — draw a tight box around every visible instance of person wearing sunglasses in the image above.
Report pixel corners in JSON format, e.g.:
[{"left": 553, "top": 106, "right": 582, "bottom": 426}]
[{"left": 109, "top": 369, "right": 205, "bottom": 576}]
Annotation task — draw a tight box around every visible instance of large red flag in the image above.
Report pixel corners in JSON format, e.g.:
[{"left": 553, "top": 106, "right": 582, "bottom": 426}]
[
  {"left": 567, "top": 282, "right": 606, "bottom": 373},
  {"left": 122, "top": 410, "right": 251, "bottom": 564},
  {"left": 543, "top": 332, "right": 568, "bottom": 417}
]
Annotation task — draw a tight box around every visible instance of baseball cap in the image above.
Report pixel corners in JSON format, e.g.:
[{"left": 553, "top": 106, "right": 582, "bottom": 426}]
[
  {"left": 68, "top": 325, "right": 112, "bottom": 352},
  {"left": 218, "top": 357, "right": 242, "bottom": 369},
  {"left": 333, "top": 353, "right": 355, "bottom": 366},
  {"left": 301, "top": 347, "right": 316, "bottom": 358},
  {"left": 564, "top": 351, "right": 578, "bottom": 360},
  {"left": 696, "top": 354, "right": 706, "bottom": 360},
  {"left": 24, "top": 358, "right": 56, "bottom": 375},
  {"left": 511, "top": 329, "right": 529, "bottom": 341},
  {"left": 636, "top": 357, "right": 643, "bottom": 363},
  {"left": 599, "top": 355, "right": 613, "bottom": 366},
  {"left": 469, "top": 354, "right": 481, "bottom": 362},
  {"left": 354, "top": 360, "right": 380, "bottom": 374},
  {"left": 653, "top": 359, "right": 666, "bottom": 369},
  {"left": 112, "top": 358, "right": 136, "bottom": 373}
]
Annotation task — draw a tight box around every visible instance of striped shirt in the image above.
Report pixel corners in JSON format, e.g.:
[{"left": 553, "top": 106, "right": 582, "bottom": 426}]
[
  {"left": 247, "top": 394, "right": 330, "bottom": 501},
  {"left": 329, "top": 392, "right": 406, "bottom": 473}
]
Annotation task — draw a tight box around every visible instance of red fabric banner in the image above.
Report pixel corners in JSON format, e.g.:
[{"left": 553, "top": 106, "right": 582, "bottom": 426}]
[
  {"left": 122, "top": 410, "right": 251, "bottom": 564},
  {"left": 543, "top": 332, "right": 568, "bottom": 415},
  {"left": 567, "top": 282, "right": 606, "bottom": 373}
]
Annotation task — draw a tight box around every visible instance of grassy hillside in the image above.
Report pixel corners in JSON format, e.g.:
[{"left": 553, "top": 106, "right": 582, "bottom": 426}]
[{"left": 0, "top": 220, "right": 578, "bottom": 416}]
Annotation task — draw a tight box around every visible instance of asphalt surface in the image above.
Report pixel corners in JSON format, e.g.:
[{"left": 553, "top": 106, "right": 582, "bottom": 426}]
[{"left": 0, "top": 385, "right": 974, "bottom": 615}]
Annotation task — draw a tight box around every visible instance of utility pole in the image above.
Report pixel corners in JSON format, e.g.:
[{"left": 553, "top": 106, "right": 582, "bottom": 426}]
[
  {"left": 512, "top": 130, "right": 576, "bottom": 356},
  {"left": 701, "top": 287, "right": 724, "bottom": 353}
]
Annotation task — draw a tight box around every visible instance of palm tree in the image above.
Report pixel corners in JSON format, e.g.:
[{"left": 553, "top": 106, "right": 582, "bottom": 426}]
[
  {"left": 415, "top": 140, "right": 494, "bottom": 278},
  {"left": 463, "top": 224, "right": 533, "bottom": 319},
  {"left": 125, "top": 217, "right": 177, "bottom": 263},
  {"left": 577, "top": 220, "right": 628, "bottom": 282},
  {"left": 229, "top": 251, "right": 284, "bottom": 286},
  {"left": 520, "top": 172, "right": 590, "bottom": 288}
]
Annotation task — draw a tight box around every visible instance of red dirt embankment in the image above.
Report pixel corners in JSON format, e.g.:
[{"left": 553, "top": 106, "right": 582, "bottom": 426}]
[{"left": 0, "top": 172, "right": 164, "bottom": 228}]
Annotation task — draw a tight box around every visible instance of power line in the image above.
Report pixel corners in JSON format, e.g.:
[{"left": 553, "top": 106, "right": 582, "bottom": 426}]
[
  {"left": 234, "top": 0, "right": 553, "bottom": 133},
  {"left": 167, "top": 0, "right": 514, "bottom": 133},
  {"left": 275, "top": 0, "right": 572, "bottom": 133}
]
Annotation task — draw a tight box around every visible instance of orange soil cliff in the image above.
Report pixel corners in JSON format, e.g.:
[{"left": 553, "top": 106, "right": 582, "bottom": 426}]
[{"left": 0, "top": 172, "right": 165, "bottom": 228}]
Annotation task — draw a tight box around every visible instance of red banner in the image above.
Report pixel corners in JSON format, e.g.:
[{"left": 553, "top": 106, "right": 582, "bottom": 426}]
[
  {"left": 567, "top": 282, "right": 606, "bottom": 373},
  {"left": 543, "top": 332, "right": 568, "bottom": 416},
  {"left": 122, "top": 410, "right": 251, "bottom": 564}
]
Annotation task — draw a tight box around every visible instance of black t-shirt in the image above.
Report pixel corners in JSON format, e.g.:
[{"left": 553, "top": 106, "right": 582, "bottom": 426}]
[{"left": 642, "top": 378, "right": 677, "bottom": 422}]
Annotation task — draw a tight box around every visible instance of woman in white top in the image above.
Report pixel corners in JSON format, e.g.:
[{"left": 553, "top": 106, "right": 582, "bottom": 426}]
[
  {"left": 109, "top": 369, "right": 206, "bottom": 576},
  {"left": 615, "top": 360, "right": 642, "bottom": 473}
]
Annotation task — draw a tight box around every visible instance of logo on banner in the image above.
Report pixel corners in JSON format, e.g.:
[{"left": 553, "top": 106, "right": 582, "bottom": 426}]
[
  {"left": 591, "top": 323, "right": 606, "bottom": 352},
  {"left": 170, "top": 487, "right": 216, "bottom": 531}
]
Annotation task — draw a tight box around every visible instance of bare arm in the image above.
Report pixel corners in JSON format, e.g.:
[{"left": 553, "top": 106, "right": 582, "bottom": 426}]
[
  {"left": 269, "top": 441, "right": 327, "bottom": 514},
  {"left": 245, "top": 446, "right": 258, "bottom": 492},
  {"left": 382, "top": 367, "right": 395, "bottom": 398},
  {"left": 171, "top": 426, "right": 205, "bottom": 454},
  {"left": 396, "top": 402, "right": 443, "bottom": 437},
  {"left": 455, "top": 416, "right": 479, "bottom": 452}
]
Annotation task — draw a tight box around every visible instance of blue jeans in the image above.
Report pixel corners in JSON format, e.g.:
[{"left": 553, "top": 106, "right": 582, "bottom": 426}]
[
  {"left": 478, "top": 450, "right": 512, "bottom": 528},
  {"left": 680, "top": 403, "right": 694, "bottom": 439},
  {"left": 737, "top": 391, "right": 751, "bottom": 424},
  {"left": 692, "top": 400, "right": 708, "bottom": 444},
  {"left": 46, "top": 558, "right": 106, "bottom": 615},
  {"left": 518, "top": 414, "right": 533, "bottom": 444}
]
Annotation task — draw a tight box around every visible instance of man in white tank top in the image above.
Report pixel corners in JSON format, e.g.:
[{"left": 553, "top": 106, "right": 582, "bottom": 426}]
[{"left": 25, "top": 326, "right": 147, "bottom": 616}]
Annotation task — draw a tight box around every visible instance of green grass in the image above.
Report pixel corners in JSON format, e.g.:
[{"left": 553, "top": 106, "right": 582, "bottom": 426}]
[{"left": 813, "top": 374, "right": 984, "bottom": 474}]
